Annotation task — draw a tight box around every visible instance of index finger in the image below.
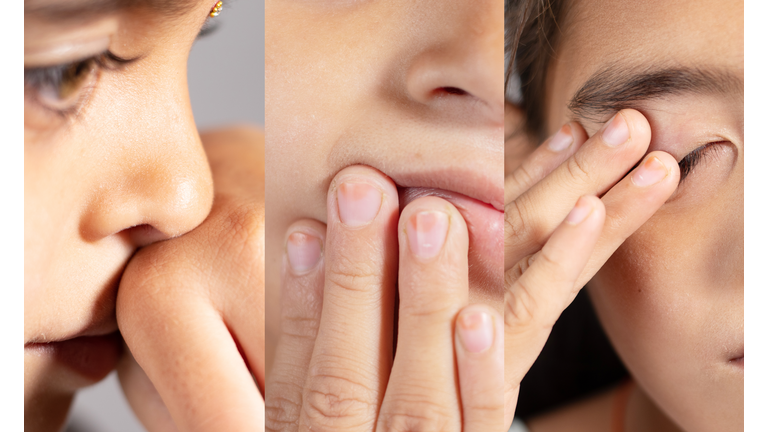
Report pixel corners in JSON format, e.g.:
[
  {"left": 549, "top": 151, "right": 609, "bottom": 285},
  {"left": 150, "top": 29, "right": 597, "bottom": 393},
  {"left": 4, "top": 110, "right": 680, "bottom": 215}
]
[{"left": 117, "top": 247, "right": 263, "bottom": 431}]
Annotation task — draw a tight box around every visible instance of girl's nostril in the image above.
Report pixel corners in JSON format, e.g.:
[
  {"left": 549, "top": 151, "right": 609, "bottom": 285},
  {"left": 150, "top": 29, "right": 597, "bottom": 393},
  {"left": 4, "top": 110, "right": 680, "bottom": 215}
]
[
  {"left": 440, "top": 87, "right": 469, "bottom": 96},
  {"left": 123, "top": 224, "right": 167, "bottom": 247}
]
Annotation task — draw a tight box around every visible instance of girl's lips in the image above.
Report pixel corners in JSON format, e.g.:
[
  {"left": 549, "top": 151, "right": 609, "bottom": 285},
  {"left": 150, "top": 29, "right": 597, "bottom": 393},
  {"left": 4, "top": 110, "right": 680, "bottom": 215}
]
[
  {"left": 25, "top": 332, "right": 123, "bottom": 382},
  {"left": 399, "top": 186, "right": 503, "bottom": 289}
]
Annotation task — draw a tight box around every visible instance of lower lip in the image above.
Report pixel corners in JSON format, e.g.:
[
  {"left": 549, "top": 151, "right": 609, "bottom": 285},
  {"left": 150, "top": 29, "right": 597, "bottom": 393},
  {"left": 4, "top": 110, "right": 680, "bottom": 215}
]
[
  {"left": 399, "top": 187, "right": 503, "bottom": 285},
  {"left": 26, "top": 332, "right": 123, "bottom": 382}
]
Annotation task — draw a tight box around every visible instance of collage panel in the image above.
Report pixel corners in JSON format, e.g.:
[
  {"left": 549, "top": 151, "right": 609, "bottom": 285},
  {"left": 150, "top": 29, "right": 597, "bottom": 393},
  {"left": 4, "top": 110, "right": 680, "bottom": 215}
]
[
  {"left": 24, "top": 0, "right": 265, "bottom": 430},
  {"left": 264, "top": 0, "right": 505, "bottom": 430},
  {"left": 505, "top": 0, "right": 744, "bottom": 431}
]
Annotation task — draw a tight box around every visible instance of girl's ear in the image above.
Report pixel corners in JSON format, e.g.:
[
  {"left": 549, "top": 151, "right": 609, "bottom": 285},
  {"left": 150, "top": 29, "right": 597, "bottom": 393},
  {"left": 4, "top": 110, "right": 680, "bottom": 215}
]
[{"left": 505, "top": 102, "right": 535, "bottom": 177}]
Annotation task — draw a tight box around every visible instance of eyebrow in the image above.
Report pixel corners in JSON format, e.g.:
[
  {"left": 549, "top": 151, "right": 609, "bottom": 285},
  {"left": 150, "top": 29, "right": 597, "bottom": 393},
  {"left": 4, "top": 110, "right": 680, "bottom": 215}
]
[
  {"left": 568, "top": 65, "right": 743, "bottom": 123},
  {"left": 25, "top": 0, "right": 198, "bottom": 23}
]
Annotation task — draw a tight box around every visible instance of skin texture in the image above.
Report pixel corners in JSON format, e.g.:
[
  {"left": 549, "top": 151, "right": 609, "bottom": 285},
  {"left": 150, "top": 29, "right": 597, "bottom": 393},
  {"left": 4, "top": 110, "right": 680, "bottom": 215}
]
[
  {"left": 117, "top": 129, "right": 266, "bottom": 432},
  {"left": 265, "top": 166, "right": 505, "bottom": 431},
  {"left": 522, "top": 0, "right": 743, "bottom": 431},
  {"left": 503, "top": 106, "right": 681, "bottom": 426},
  {"left": 264, "top": 0, "right": 507, "bottom": 429},
  {"left": 24, "top": 1, "right": 265, "bottom": 430},
  {"left": 264, "top": 0, "right": 505, "bottom": 375}
]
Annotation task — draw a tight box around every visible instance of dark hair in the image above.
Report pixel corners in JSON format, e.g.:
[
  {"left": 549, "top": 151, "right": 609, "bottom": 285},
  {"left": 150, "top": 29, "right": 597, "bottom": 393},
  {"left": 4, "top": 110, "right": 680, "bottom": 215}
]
[{"left": 507, "top": 0, "right": 567, "bottom": 142}]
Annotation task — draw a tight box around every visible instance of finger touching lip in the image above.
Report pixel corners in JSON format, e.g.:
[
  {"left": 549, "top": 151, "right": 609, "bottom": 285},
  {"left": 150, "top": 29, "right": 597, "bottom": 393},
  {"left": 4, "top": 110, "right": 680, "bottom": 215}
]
[{"left": 399, "top": 186, "right": 503, "bottom": 294}]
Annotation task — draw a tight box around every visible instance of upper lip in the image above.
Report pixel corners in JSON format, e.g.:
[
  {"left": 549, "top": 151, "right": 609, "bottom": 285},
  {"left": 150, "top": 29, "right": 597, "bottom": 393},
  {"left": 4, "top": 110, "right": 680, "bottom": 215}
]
[
  {"left": 25, "top": 318, "right": 119, "bottom": 346},
  {"left": 25, "top": 284, "right": 119, "bottom": 346}
]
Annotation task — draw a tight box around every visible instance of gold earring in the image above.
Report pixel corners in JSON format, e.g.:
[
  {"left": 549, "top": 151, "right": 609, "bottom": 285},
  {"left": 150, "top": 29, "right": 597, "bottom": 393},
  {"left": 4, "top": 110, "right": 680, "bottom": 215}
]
[{"left": 209, "top": 1, "right": 223, "bottom": 17}]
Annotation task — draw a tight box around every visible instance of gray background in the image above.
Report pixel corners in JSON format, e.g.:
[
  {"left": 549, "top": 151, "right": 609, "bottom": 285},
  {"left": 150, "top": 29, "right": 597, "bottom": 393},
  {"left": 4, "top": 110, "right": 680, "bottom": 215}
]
[{"left": 65, "top": 1, "right": 264, "bottom": 430}]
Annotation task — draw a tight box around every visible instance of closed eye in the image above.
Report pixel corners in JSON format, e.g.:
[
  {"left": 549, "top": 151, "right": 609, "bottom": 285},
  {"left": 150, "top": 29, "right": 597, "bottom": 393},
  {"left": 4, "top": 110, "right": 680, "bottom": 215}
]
[{"left": 678, "top": 141, "right": 726, "bottom": 182}]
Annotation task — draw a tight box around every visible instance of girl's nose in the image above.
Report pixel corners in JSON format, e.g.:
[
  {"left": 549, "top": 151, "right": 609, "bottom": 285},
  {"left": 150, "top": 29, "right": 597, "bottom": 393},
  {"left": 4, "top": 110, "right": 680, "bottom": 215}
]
[
  {"left": 404, "top": 0, "right": 504, "bottom": 126},
  {"left": 80, "top": 64, "right": 214, "bottom": 246}
]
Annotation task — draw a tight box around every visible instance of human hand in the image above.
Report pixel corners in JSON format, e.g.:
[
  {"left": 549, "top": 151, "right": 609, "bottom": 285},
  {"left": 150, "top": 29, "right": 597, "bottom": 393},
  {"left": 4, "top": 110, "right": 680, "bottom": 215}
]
[
  {"left": 503, "top": 108, "right": 680, "bottom": 424},
  {"left": 265, "top": 165, "right": 504, "bottom": 432},
  {"left": 116, "top": 126, "right": 266, "bottom": 432}
]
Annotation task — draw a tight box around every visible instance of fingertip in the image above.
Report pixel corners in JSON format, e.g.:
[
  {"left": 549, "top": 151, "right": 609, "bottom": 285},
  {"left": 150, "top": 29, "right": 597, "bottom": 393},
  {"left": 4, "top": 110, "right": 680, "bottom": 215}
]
[
  {"left": 564, "top": 195, "right": 603, "bottom": 226},
  {"left": 328, "top": 165, "right": 399, "bottom": 227},
  {"left": 630, "top": 151, "right": 681, "bottom": 189},
  {"left": 456, "top": 304, "right": 497, "bottom": 354},
  {"left": 653, "top": 150, "right": 682, "bottom": 184},
  {"left": 399, "top": 196, "right": 468, "bottom": 260},
  {"left": 398, "top": 195, "right": 466, "bottom": 231},
  {"left": 546, "top": 123, "right": 575, "bottom": 152},
  {"left": 567, "top": 121, "right": 590, "bottom": 149},
  {"left": 619, "top": 108, "right": 652, "bottom": 147},
  {"left": 284, "top": 219, "right": 326, "bottom": 275},
  {"left": 581, "top": 195, "right": 606, "bottom": 220}
]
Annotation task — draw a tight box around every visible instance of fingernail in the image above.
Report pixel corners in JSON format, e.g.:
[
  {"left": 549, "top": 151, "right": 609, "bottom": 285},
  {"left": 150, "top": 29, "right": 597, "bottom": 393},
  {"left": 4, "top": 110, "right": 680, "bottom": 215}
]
[
  {"left": 602, "top": 113, "right": 630, "bottom": 147},
  {"left": 565, "top": 196, "right": 593, "bottom": 225},
  {"left": 406, "top": 211, "right": 448, "bottom": 259},
  {"left": 548, "top": 124, "right": 574, "bottom": 152},
  {"left": 457, "top": 311, "right": 493, "bottom": 353},
  {"left": 337, "top": 182, "right": 382, "bottom": 227},
  {"left": 286, "top": 231, "right": 322, "bottom": 273},
  {"left": 632, "top": 156, "right": 669, "bottom": 187}
]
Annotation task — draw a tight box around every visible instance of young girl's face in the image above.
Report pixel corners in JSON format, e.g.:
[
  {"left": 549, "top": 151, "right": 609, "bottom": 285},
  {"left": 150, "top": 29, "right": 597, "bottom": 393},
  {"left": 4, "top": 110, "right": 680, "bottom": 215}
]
[
  {"left": 265, "top": 0, "right": 505, "bottom": 329},
  {"left": 25, "top": 1, "right": 216, "bottom": 429},
  {"left": 544, "top": 0, "right": 743, "bottom": 429}
]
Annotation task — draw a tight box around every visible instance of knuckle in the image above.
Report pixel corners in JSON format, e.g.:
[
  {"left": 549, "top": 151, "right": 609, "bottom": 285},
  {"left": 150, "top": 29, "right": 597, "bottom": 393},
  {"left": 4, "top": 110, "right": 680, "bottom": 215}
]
[
  {"left": 537, "top": 249, "right": 561, "bottom": 272},
  {"left": 379, "top": 397, "right": 453, "bottom": 432},
  {"left": 504, "top": 200, "right": 527, "bottom": 243},
  {"left": 536, "top": 248, "right": 576, "bottom": 293},
  {"left": 265, "top": 389, "right": 303, "bottom": 431},
  {"left": 506, "top": 196, "right": 546, "bottom": 253},
  {"left": 506, "top": 254, "right": 535, "bottom": 283},
  {"left": 302, "top": 370, "right": 377, "bottom": 430},
  {"left": 564, "top": 153, "right": 593, "bottom": 187},
  {"left": 280, "top": 314, "right": 321, "bottom": 341},
  {"left": 326, "top": 256, "right": 381, "bottom": 294},
  {"left": 462, "top": 400, "right": 503, "bottom": 420},
  {"left": 511, "top": 163, "right": 534, "bottom": 190},
  {"left": 399, "top": 300, "right": 455, "bottom": 320},
  {"left": 505, "top": 278, "right": 539, "bottom": 329}
]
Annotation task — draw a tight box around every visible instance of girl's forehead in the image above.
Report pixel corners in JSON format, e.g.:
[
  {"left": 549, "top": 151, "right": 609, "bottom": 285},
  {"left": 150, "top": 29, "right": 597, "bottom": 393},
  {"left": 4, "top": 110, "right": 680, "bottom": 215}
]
[{"left": 547, "top": 0, "right": 742, "bottom": 134}]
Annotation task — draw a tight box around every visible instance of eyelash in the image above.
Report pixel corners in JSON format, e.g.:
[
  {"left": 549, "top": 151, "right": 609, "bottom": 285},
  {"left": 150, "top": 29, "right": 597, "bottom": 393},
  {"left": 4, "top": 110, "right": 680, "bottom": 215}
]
[
  {"left": 24, "top": 21, "right": 220, "bottom": 121},
  {"left": 24, "top": 51, "right": 136, "bottom": 118},
  {"left": 678, "top": 142, "right": 724, "bottom": 181}
]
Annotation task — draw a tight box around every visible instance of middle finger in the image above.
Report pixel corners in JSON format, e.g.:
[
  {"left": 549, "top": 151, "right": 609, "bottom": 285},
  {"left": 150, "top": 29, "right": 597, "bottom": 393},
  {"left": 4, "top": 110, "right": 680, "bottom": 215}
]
[{"left": 378, "top": 196, "right": 469, "bottom": 432}]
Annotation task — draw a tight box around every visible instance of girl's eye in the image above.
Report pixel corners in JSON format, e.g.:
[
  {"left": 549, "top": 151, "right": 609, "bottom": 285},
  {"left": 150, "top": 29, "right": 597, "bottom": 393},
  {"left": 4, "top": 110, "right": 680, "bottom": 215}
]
[
  {"left": 24, "top": 51, "right": 134, "bottom": 117},
  {"left": 678, "top": 142, "right": 725, "bottom": 182}
]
